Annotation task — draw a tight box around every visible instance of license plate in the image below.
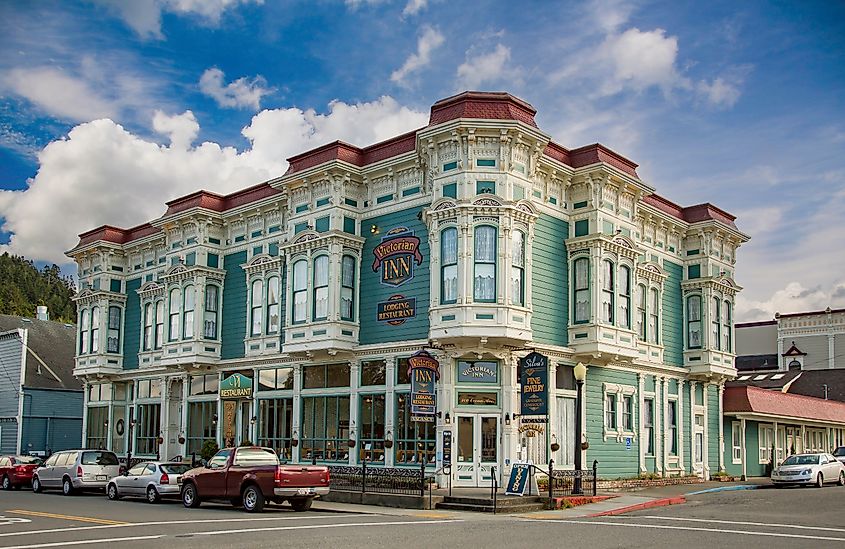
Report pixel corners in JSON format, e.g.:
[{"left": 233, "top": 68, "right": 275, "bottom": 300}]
[
  {"left": 96, "top": 475, "right": 107, "bottom": 481},
  {"left": 296, "top": 488, "right": 314, "bottom": 496}
]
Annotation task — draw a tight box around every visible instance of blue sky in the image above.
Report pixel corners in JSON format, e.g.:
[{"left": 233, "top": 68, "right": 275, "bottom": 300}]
[{"left": 1, "top": 0, "right": 844, "bottom": 321}]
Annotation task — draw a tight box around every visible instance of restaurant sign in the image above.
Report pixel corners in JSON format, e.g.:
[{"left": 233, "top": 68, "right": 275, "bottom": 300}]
[
  {"left": 408, "top": 350, "right": 439, "bottom": 423},
  {"left": 376, "top": 294, "right": 417, "bottom": 325},
  {"left": 519, "top": 352, "right": 548, "bottom": 418},
  {"left": 220, "top": 373, "right": 253, "bottom": 399},
  {"left": 372, "top": 227, "right": 423, "bottom": 287}
]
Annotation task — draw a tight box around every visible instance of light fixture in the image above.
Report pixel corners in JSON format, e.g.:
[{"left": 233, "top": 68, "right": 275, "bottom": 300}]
[
  {"left": 370, "top": 224, "right": 379, "bottom": 234},
  {"left": 504, "top": 413, "right": 511, "bottom": 426},
  {"left": 212, "top": 413, "right": 218, "bottom": 425},
  {"left": 103, "top": 419, "right": 109, "bottom": 427},
  {"left": 574, "top": 362, "right": 587, "bottom": 382},
  {"left": 250, "top": 416, "right": 257, "bottom": 425},
  {"left": 444, "top": 412, "right": 451, "bottom": 425}
]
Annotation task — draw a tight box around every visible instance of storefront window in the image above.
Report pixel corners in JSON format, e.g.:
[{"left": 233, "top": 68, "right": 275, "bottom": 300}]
[
  {"left": 86, "top": 406, "right": 108, "bottom": 449},
  {"left": 257, "top": 368, "right": 294, "bottom": 391},
  {"left": 396, "top": 357, "right": 411, "bottom": 385},
  {"left": 360, "top": 360, "right": 386, "bottom": 386},
  {"left": 301, "top": 396, "right": 350, "bottom": 462},
  {"left": 136, "top": 379, "right": 161, "bottom": 399},
  {"left": 303, "top": 363, "right": 350, "bottom": 389},
  {"left": 189, "top": 374, "right": 219, "bottom": 396},
  {"left": 359, "top": 394, "right": 386, "bottom": 463},
  {"left": 259, "top": 398, "right": 293, "bottom": 461},
  {"left": 187, "top": 401, "right": 216, "bottom": 455},
  {"left": 395, "top": 393, "right": 435, "bottom": 465},
  {"left": 135, "top": 403, "right": 161, "bottom": 455}
]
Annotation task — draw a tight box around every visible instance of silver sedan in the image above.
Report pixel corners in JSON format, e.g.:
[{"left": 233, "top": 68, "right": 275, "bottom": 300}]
[{"left": 107, "top": 462, "right": 191, "bottom": 503}]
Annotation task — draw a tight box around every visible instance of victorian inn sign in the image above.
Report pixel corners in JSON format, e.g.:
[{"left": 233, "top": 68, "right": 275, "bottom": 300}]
[{"left": 68, "top": 92, "right": 748, "bottom": 487}]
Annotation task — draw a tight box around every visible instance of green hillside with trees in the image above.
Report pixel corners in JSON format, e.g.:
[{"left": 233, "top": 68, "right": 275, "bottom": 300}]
[{"left": 0, "top": 253, "right": 76, "bottom": 322}]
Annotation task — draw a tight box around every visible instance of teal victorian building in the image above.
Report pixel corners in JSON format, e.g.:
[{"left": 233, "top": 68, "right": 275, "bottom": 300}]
[{"left": 68, "top": 92, "right": 749, "bottom": 485}]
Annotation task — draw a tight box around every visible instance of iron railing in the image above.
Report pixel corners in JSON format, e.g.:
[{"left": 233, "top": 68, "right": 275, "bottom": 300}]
[
  {"left": 328, "top": 463, "right": 434, "bottom": 497},
  {"left": 549, "top": 460, "right": 598, "bottom": 497}
]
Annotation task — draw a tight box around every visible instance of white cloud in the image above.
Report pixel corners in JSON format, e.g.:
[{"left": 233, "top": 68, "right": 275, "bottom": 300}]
[
  {"left": 93, "top": 0, "right": 262, "bottom": 39},
  {"left": 402, "top": 0, "right": 428, "bottom": 16},
  {"left": 596, "top": 27, "right": 688, "bottom": 96},
  {"left": 0, "top": 97, "right": 427, "bottom": 264},
  {"left": 344, "top": 0, "right": 388, "bottom": 9},
  {"left": 390, "top": 26, "right": 445, "bottom": 86},
  {"left": 455, "top": 44, "right": 518, "bottom": 91},
  {"left": 199, "top": 68, "right": 273, "bottom": 110},
  {"left": 735, "top": 281, "right": 845, "bottom": 322}
]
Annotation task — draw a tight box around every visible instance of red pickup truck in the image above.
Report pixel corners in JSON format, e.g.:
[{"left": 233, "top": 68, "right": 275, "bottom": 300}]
[{"left": 179, "top": 446, "right": 329, "bottom": 512}]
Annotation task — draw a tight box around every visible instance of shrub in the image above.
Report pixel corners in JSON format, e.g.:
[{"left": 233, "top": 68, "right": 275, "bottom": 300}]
[{"left": 200, "top": 439, "right": 219, "bottom": 461}]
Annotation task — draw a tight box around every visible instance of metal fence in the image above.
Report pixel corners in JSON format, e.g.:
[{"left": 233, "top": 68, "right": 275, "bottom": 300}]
[
  {"left": 549, "top": 460, "right": 598, "bottom": 497},
  {"left": 328, "top": 464, "right": 433, "bottom": 497}
]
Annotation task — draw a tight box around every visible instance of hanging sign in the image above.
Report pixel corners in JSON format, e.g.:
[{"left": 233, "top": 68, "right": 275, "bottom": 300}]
[
  {"left": 408, "top": 350, "right": 439, "bottom": 423},
  {"left": 376, "top": 294, "right": 417, "bottom": 325},
  {"left": 442, "top": 431, "right": 452, "bottom": 468},
  {"left": 519, "top": 352, "right": 548, "bottom": 418},
  {"left": 219, "top": 373, "right": 253, "bottom": 399},
  {"left": 505, "top": 463, "right": 530, "bottom": 496},
  {"left": 372, "top": 227, "right": 423, "bottom": 287}
]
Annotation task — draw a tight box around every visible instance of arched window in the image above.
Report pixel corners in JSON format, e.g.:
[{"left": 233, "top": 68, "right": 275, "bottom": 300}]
[
  {"left": 154, "top": 300, "right": 164, "bottom": 349},
  {"left": 183, "top": 285, "right": 194, "bottom": 339},
  {"left": 636, "top": 284, "right": 647, "bottom": 340},
  {"left": 168, "top": 289, "right": 180, "bottom": 341},
  {"left": 90, "top": 306, "right": 99, "bottom": 353},
  {"left": 80, "top": 309, "right": 90, "bottom": 354},
  {"left": 107, "top": 306, "right": 121, "bottom": 353},
  {"left": 341, "top": 256, "right": 355, "bottom": 322},
  {"left": 722, "top": 300, "right": 732, "bottom": 352},
  {"left": 649, "top": 288, "right": 660, "bottom": 344},
  {"left": 250, "top": 279, "right": 264, "bottom": 336},
  {"left": 618, "top": 266, "right": 631, "bottom": 328},
  {"left": 204, "top": 285, "right": 219, "bottom": 339},
  {"left": 292, "top": 260, "right": 307, "bottom": 324},
  {"left": 313, "top": 256, "right": 329, "bottom": 321},
  {"left": 511, "top": 230, "right": 525, "bottom": 306},
  {"left": 573, "top": 257, "right": 590, "bottom": 324},
  {"left": 143, "top": 303, "right": 153, "bottom": 350},
  {"left": 474, "top": 226, "right": 496, "bottom": 302},
  {"left": 687, "top": 295, "right": 702, "bottom": 349},
  {"left": 711, "top": 297, "right": 721, "bottom": 350},
  {"left": 601, "top": 260, "right": 614, "bottom": 324},
  {"left": 267, "top": 276, "right": 280, "bottom": 333},
  {"left": 441, "top": 228, "right": 458, "bottom": 304}
]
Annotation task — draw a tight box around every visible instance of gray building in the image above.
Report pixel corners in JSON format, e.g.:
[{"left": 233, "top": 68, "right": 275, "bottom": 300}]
[{"left": 0, "top": 310, "right": 82, "bottom": 456}]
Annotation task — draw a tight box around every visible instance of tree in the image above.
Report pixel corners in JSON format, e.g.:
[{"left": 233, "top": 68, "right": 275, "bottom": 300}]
[{"left": 0, "top": 253, "right": 76, "bottom": 322}]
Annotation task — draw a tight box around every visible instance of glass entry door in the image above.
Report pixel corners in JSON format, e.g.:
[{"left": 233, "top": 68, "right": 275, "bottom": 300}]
[{"left": 454, "top": 415, "right": 499, "bottom": 487}]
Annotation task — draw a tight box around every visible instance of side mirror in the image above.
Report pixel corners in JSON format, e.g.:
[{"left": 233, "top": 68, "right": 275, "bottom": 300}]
[{"left": 209, "top": 462, "right": 218, "bottom": 470}]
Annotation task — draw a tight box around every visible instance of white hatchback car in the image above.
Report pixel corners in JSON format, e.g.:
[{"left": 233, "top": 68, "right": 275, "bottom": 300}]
[{"left": 771, "top": 453, "right": 845, "bottom": 487}]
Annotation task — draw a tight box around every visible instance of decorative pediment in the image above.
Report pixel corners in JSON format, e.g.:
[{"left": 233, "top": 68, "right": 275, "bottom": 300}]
[
  {"left": 472, "top": 196, "right": 503, "bottom": 207},
  {"left": 515, "top": 200, "right": 537, "bottom": 216},
  {"left": 293, "top": 230, "right": 320, "bottom": 244},
  {"left": 137, "top": 281, "right": 165, "bottom": 299},
  {"left": 243, "top": 253, "right": 283, "bottom": 276},
  {"left": 636, "top": 261, "right": 667, "bottom": 283},
  {"left": 611, "top": 234, "right": 636, "bottom": 249},
  {"left": 432, "top": 198, "right": 458, "bottom": 211},
  {"left": 782, "top": 341, "right": 807, "bottom": 357}
]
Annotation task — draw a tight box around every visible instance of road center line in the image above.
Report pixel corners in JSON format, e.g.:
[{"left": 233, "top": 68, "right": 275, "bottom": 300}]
[
  {"left": 0, "top": 513, "right": 372, "bottom": 538},
  {"left": 0, "top": 535, "right": 164, "bottom": 549},
  {"left": 531, "top": 519, "right": 845, "bottom": 542},
  {"left": 5, "top": 510, "right": 127, "bottom": 526},
  {"left": 624, "top": 515, "right": 845, "bottom": 533},
  {"left": 189, "top": 519, "right": 465, "bottom": 537}
]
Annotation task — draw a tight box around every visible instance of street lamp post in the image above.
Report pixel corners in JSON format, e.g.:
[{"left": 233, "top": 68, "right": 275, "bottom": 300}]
[{"left": 573, "top": 362, "right": 587, "bottom": 495}]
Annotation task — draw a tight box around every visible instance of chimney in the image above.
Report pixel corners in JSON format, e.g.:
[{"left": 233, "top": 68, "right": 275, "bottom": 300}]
[{"left": 36, "top": 306, "right": 49, "bottom": 321}]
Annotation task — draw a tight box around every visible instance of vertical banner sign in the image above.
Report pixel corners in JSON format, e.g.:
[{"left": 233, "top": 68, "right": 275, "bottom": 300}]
[
  {"left": 519, "top": 352, "right": 548, "bottom": 420},
  {"left": 442, "top": 430, "right": 452, "bottom": 467},
  {"left": 408, "top": 350, "right": 440, "bottom": 423},
  {"left": 505, "top": 463, "right": 530, "bottom": 496}
]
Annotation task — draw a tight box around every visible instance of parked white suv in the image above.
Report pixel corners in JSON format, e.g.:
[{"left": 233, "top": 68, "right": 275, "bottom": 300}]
[{"left": 32, "top": 450, "right": 121, "bottom": 495}]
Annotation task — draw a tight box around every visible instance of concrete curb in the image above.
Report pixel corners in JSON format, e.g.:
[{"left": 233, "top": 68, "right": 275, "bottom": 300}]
[
  {"left": 685, "top": 484, "right": 767, "bottom": 495},
  {"left": 587, "top": 496, "right": 686, "bottom": 517}
]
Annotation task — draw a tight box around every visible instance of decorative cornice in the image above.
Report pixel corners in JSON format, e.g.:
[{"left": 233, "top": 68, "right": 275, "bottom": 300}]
[
  {"left": 281, "top": 230, "right": 365, "bottom": 256},
  {"left": 73, "top": 289, "right": 127, "bottom": 306}
]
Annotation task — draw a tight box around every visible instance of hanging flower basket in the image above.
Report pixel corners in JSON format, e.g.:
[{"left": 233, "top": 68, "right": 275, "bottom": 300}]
[
  {"left": 581, "top": 441, "right": 590, "bottom": 450},
  {"left": 157, "top": 436, "right": 164, "bottom": 445},
  {"left": 291, "top": 438, "right": 299, "bottom": 447},
  {"left": 347, "top": 439, "right": 356, "bottom": 448},
  {"left": 550, "top": 442, "right": 560, "bottom": 452},
  {"left": 384, "top": 439, "right": 394, "bottom": 449},
  {"left": 178, "top": 436, "right": 186, "bottom": 444}
]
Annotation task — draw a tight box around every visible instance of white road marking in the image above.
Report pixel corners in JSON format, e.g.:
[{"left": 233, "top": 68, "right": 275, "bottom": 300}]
[
  {"left": 626, "top": 515, "right": 845, "bottom": 533},
  {"left": 531, "top": 519, "right": 845, "bottom": 542},
  {"left": 0, "top": 513, "right": 372, "bottom": 538},
  {"left": 1, "top": 535, "right": 163, "bottom": 549},
  {"left": 190, "top": 518, "right": 465, "bottom": 537},
  {"left": 0, "top": 517, "right": 30, "bottom": 526}
]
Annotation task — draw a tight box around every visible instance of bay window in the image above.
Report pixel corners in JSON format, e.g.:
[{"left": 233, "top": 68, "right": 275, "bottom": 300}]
[
  {"left": 687, "top": 295, "right": 702, "bottom": 349},
  {"left": 723, "top": 300, "right": 732, "bottom": 352},
  {"left": 510, "top": 230, "right": 525, "bottom": 306},
  {"left": 250, "top": 279, "right": 263, "bottom": 336},
  {"left": 649, "top": 288, "right": 660, "bottom": 343},
  {"left": 154, "top": 300, "right": 164, "bottom": 349},
  {"left": 90, "top": 306, "right": 99, "bottom": 352},
  {"left": 292, "top": 259, "right": 307, "bottom": 324},
  {"left": 601, "top": 260, "right": 614, "bottom": 324},
  {"left": 313, "top": 255, "right": 329, "bottom": 321},
  {"left": 711, "top": 297, "right": 720, "bottom": 350},
  {"left": 183, "top": 285, "right": 194, "bottom": 339},
  {"left": 143, "top": 303, "right": 152, "bottom": 350},
  {"left": 80, "top": 309, "right": 90, "bottom": 354},
  {"left": 573, "top": 257, "right": 589, "bottom": 324},
  {"left": 441, "top": 228, "right": 458, "bottom": 304},
  {"left": 637, "top": 284, "right": 646, "bottom": 340},
  {"left": 168, "top": 288, "right": 180, "bottom": 341},
  {"left": 267, "top": 276, "right": 280, "bottom": 333},
  {"left": 204, "top": 285, "right": 219, "bottom": 339},
  {"left": 107, "top": 306, "right": 121, "bottom": 353},
  {"left": 473, "top": 225, "right": 496, "bottom": 302},
  {"left": 341, "top": 256, "right": 355, "bottom": 321},
  {"left": 618, "top": 266, "right": 631, "bottom": 328}
]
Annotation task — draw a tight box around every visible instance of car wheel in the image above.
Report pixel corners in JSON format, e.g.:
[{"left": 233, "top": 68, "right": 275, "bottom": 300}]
[
  {"left": 62, "top": 477, "right": 75, "bottom": 496},
  {"left": 32, "top": 476, "right": 42, "bottom": 493},
  {"left": 181, "top": 483, "right": 201, "bottom": 508},
  {"left": 291, "top": 497, "right": 312, "bottom": 512},
  {"left": 107, "top": 483, "right": 120, "bottom": 500},
  {"left": 1, "top": 476, "right": 10, "bottom": 491},
  {"left": 838, "top": 472, "right": 845, "bottom": 486},
  {"left": 146, "top": 486, "right": 160, "bottom": 504},
  {"left": 816, "top": 473, "right": 824, "bottom": 488},
  {"left": 242, "top": 485, "right": 264, "bottom": 513}
]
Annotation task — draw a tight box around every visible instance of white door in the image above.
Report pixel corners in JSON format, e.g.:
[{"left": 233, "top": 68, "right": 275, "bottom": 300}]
[{"left": 454, "top": 415, "right": 499, "bottom": 487}]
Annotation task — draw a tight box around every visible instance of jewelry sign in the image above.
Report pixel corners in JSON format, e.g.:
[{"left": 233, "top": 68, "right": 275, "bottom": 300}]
[
  {"left": 408, "top": 350, "right": 439, "bottom": 423},
  {"left": 519, "top": 352, "right": 548, "bottom": 419},
  {"left": 371, "top": 227, "right": 423, "bottom": 287}
]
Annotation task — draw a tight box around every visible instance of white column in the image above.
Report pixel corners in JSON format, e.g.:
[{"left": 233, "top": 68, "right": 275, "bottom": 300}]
[
  {"left": 702, "top": 382, "right": 710, "bottom": 479},
  {"left": 773, "top": 420, "right": 779, "bottom": 465},
  {"left": 740, "top": 418, "right": 747, "bottom": 480},
  {"left": 385, "top": 357, "right": 396, "bottom": 468},
  {"left": 502, "top": 355, "right": 519, "bottom": 472},
  {"left": 638, "top": 372, "right": 646, "bottom": 474},
  {"left": 160, "top": 376, "right": 168, "bottom": 459},
  {"left": 81, "top": 381, "right": 89, "bottom": 450},
  {"left": 292, "top": 364, "right": 302, "bottom": 464},
  {"left": 655, "top": 376, "right": 663, "bottom": 475},
  {"left": 718, "top": 383, "right": 725, "bottom": 472},
  {"left": 548, "top": 360, "right": 558, "bottom": 467},
  {"left": 252, "top": 368, "right": 260, "bottom": 443},
  {"left": 800, "top": 424, "right": 806, "bottom": 453},
  {"left": 216, "top": 372, "right": 223, "bottom": 448},
  {"left": 689, "top": 381, "right": 698, "bottom": 474},
  {"left": 678, "top": 379, "right": 686, "bottom": 474},
  {"left": 180, "top": 373, "right": 189, "bottom": 457},
  {"left": 459, "top": 219, "right": 470, "bottom": 304}
]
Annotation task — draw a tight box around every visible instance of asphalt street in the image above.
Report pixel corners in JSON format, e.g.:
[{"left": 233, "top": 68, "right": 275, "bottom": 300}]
[{"left": 0, "top": 483, "right": 842, "bottom": 548}]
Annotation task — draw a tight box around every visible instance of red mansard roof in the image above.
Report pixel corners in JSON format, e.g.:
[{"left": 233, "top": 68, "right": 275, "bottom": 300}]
[
  {"left": 724, "top": 385, "right": 845, "bottom": 425},
  {"left": 642, "top": 194, "right": 738, "bottom": 229},
  {"left": 76, "top": 223, "right": 161, "bottom": 248},
  {"left": 285, "top": 131, "right": 419, "bottom": 175},
  {"left": 428, "top": 91, "right": 538, "bottom": 127}
]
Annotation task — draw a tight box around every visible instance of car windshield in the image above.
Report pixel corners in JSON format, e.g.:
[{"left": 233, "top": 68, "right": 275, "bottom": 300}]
[
  {"left": 81, "top": 451, "right": 119, "bottom": 466},
  {"left": 14, "top": 456, "right": 42, "bottom": 465},
  {"left": 781, "top": 455, "right": 820, "bottom": 466},
  {"left": 233, "top": 448, "right": 279, "bottom": 466},
  {"left": 833, "top": 447, "right": 845, "bottom": 457},
  {"left": 161, "top": 464, "right": 190, "bottom": 474}
]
